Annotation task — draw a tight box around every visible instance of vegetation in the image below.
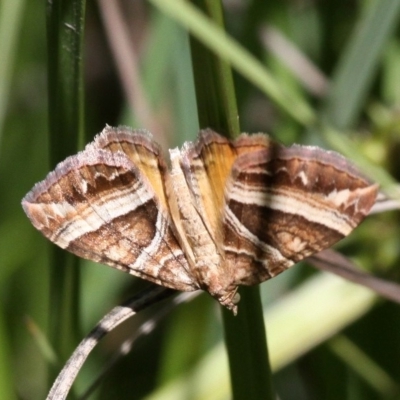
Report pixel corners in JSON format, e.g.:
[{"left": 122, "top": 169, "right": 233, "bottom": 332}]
[{"left": 1, "top": 1, "right": 399, "bottom": 399}]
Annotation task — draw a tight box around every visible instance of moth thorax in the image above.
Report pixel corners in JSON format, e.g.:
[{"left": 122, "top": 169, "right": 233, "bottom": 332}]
[{"left": 169, "top": 147, "right": 221, "bottom": 268}]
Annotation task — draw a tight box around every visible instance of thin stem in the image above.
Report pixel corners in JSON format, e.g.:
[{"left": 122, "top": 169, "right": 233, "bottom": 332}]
[
  {"left": 188, "top": 1, "right": 274, "bottom": 399},
  {"left": 46, "top": 287, "right": 175, "bottom": 400},
  {"left": 46, "top": 0, "right": 86, "bottom": 389}
]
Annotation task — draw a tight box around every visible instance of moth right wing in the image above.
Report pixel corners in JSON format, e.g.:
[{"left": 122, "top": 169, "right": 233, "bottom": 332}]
[{"left": 223, "top": 140, "right": 378, "bottom": 287}]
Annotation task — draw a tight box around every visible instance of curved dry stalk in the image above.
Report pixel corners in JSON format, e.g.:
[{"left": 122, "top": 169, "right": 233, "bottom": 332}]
[
  {"left": 46, "top": 285, "right": 176, "bottom": 400},
  {"left": 309, "top": 249, "right": 400, "bottom": 304},
  {"left": 370, "top": 190, "right": 400, "bottom": 214},
  {"left": 79, "top": 291, "right": 199, "bottom": 400}
]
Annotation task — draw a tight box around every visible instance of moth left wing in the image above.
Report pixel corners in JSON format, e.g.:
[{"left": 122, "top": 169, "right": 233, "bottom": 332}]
[
  {"left": 223, "top": 142, "right": 378, "bottom": 286},
  {"left": 22, "top": 128, "right": 196, "bottom": 291}
]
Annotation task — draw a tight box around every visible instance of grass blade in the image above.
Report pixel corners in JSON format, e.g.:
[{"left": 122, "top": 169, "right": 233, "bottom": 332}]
[
  {"left": 187, "top": 1, "right": 274, "bottom": 399},
  {"left": 149, "top": 0, "right": 315, "bottom": 126},
  {"left": 322, "top": 1, "right": 400, "bottom": 128},
  {"left": 46, "top": 0, "right": 86, "bottom": 390}
]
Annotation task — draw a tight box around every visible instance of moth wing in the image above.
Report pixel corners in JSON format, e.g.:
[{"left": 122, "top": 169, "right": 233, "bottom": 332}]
[
  {"left": 179, "top": 130, "right": 237, "bottom": 244},
  {"left": 92, "top": 125, "right": 169, "bottom": 211},
  {"left": 223, "top": 142, "right": 378, "bottom": 286},
  {"left": 22, "top": 132, "right": 196, "bottom": 292}
]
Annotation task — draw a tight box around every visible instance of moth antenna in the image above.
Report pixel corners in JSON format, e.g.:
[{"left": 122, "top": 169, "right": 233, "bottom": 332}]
[{"left": 46, "top": 286, "right": 176, "bottom": 400}]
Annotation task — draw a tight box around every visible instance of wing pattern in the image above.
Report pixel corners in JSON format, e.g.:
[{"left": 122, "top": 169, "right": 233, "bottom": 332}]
[{"left": 22, "top": 126, "right": 378, "bottom": 313}]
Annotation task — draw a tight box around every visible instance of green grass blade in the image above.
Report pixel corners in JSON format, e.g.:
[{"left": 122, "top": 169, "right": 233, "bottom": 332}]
[
  {"left": 329, "top": 335, "right": 399, "bottom": 397},
  {"left": 189, "top": 0, "right": 239, "bottom": 136},
  {"left": 149, "top": 0, "right": 315, "bottom": 126},
  {"left": 0, "top": 310, "right": 16, "bottom": 400},
  {"left": 222, "top": 287, "right": 274, "bottom": 400},
  {"left": 187, "top": 2, "right": 274, "bottom": 399},
  {"left": 0, "top": 0, "right": 25, "bottom": 149},
  {"left": 46, "top": 0, "right": 86, "bottom": 390},
  {"left": 322, "top": 1, "right": 400, "bottom": 129}
]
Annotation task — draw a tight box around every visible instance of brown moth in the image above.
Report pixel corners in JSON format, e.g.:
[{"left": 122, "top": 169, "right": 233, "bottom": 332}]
[{"left": 22, "top": 126, "right": 378, "bottom": 314}]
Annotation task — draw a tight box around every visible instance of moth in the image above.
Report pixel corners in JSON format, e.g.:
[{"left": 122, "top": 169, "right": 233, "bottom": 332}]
[{"left": 22, "top": 126, "right": 378, "bottom": 314}]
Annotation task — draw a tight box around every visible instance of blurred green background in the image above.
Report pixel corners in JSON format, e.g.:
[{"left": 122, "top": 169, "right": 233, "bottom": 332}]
[{"left": 1, "top": 1, "right": 400, "bottom": 399}]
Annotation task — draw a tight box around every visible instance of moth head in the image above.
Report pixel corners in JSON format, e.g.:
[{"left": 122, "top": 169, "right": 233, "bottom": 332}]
[{"left": 215, "top": 287, "right": 240, "bottom": 315}]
